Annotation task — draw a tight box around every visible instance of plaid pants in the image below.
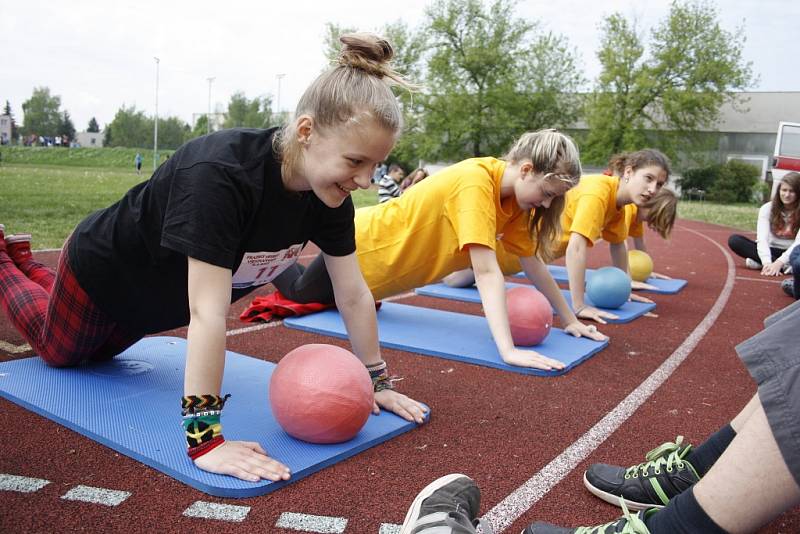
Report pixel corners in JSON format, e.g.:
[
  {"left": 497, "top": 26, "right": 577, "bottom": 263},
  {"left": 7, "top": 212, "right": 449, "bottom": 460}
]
[{"left": 0, "top": 246, "right": 140, "bottom": 366}]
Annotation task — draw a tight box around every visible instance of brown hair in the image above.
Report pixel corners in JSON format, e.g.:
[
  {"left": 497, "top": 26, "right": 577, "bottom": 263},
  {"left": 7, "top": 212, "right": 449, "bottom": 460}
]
[
  {"left": 608, "top": 149, "right": 671, "bottom": 181},
  {"left": 504, "top": 129, "right": 582, "bottom": 263},
  {"left": 275, "top": 33, "right": 416, "bottom": 178},
  {"left": 770, "top": 172, "right": 800, "bottom": 235},
  {"left": 642, "top": 187, "right": 678, "bottom": 239}
]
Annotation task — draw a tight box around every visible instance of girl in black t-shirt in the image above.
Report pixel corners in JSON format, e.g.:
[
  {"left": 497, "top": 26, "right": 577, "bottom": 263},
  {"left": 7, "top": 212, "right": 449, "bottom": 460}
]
[{"left": 0, "top": 33, "right": 427, "bottom": 482}]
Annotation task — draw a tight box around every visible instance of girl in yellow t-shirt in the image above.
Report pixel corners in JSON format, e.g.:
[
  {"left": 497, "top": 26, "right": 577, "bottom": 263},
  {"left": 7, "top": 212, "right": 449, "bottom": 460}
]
[
  {"left": 558, "top": 149, "right": 672, "bottom": 323},
  {"left": 273, "top": 129, "right": 607, "bottom": 372}
]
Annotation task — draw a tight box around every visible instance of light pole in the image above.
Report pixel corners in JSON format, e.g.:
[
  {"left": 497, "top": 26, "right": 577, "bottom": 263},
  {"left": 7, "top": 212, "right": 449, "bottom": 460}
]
[
  {"left": 153, "top": 56, "right": 159, "bottom": 171},
  {"left": 276, "top": 73, "right": 285, "bottom": 123},
  {"left": 206, "top": 77, "right": 215, "bottom": 135}
]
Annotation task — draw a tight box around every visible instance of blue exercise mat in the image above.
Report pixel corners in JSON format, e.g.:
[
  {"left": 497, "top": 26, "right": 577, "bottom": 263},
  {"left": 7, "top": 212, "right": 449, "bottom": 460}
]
[
  {"left": 284, "top": 302, "right": 608, "bottom": 376},
  {"left": 513, "top": 265, "right": 687, "bottom": 294},
  {"left": 0, "top": 336, "right": 425, "bottom": 498},
  {"left": 415, "top": 282, "right": 655, "bottom": 324}
]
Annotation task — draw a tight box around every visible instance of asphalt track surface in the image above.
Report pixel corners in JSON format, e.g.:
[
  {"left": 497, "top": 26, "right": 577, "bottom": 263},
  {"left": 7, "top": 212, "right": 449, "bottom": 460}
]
[{"left": 1, "top": 218, "right": 798, "bottom": 533}]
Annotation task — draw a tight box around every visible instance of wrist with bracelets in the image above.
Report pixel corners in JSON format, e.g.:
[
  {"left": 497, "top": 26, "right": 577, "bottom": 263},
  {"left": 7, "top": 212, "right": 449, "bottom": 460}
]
[
  {"left": 181, "top": 394, "right": 231, "bottom": 460},
  {"left": 366, "top": 360, "right": 403, "bottom": 392}
]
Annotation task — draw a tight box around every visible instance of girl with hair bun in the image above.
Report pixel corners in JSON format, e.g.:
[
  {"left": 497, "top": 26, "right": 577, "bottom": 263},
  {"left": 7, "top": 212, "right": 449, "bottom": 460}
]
[
  {"left": 0, "top": 32, "right": 426, "bottom": 482},
  {"left": 270, "top": 129, "right": 608, "bottom": 371}
]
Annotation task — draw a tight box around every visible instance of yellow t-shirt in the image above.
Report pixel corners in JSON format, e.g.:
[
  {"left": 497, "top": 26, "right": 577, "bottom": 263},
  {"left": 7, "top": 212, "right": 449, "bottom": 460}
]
[
  {"left": 623, "top": 204, "right": 644, "bottom": 238},
  {"left": 356, "top": 157, "right": 534, "bottom": 300},
  {"left": 552, "top": 174, "right": 630, "bottom": 258}
]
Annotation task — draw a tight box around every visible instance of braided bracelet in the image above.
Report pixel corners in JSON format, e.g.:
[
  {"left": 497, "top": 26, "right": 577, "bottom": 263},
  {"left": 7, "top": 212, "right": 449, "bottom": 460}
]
[
  {"left": 181, "top": 394, "right": 231, "bottom": 459},
  {"left": 366, "top": 360, "right": 403, "bottom": 392}
]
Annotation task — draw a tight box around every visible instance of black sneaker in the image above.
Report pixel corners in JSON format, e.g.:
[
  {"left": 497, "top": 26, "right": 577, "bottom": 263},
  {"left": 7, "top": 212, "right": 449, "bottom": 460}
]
[
  {"left": 782, "top": 279, "right": 796, "bottom": 298},
  {"left": 523, "top": 501, "right": 656, "bottom": 533},
  {"left": 400, "top": 473, "right": 489, "bottom": 534},
  {"left": 583, "top": 436, "right": 700, "bottom": 510}
]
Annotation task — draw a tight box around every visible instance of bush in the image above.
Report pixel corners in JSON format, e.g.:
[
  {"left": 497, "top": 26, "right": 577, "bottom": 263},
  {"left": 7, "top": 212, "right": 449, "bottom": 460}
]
[
  {"left": 707, "top": 161, "right": 760, "bottom": 203},
  {"left": 677, "top": 164, "right": 720, "bottom": 194}
]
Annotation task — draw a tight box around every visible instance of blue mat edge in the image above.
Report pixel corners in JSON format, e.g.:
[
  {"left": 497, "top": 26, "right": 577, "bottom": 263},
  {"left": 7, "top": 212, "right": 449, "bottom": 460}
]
[
  {"left": 0, "top": 339, "right": 428, "bottom": 499},
  {"left": 284, "top": 305, "right": 609, "bottom": 377}
]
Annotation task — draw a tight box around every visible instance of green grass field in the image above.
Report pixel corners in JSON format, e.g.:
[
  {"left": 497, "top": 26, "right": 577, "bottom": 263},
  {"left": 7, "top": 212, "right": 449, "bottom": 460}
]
[{"left": 0, "top": 146, "right": 758, "bottom": 248}]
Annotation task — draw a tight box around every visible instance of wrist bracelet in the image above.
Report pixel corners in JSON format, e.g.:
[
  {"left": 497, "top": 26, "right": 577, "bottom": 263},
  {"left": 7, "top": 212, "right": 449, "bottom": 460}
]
[
  {"left": 182, "top": 394, "right": 230, "bottom": 459},
  {"left": 366, "top": 360, "right": 403, "bottom": 392}
]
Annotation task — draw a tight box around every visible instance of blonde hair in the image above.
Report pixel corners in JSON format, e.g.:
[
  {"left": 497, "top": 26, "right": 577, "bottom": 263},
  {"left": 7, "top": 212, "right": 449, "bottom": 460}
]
[
  {"left": 642, "top": 187, "right": 677, "bottom": 239},
  {"left": 275, "top": 33, "right": 416, "bottom": 177},
  {"left": 504, "top": 129, "right": 582, "bottom": 262},
  {"left": 607, "top": 148, "right": 671, "bottom": 181}
]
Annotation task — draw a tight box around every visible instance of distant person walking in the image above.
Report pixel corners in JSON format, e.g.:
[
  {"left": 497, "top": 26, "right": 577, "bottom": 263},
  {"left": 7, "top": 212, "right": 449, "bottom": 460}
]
[{"left": 134, "top": 153, "right": 143, "bottom": 175}]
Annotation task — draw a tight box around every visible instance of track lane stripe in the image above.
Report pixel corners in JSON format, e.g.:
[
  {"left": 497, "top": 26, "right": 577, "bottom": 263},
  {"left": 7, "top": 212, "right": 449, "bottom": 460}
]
[{"left": 483, "top": 226, "right": 736, "bottom": 532}]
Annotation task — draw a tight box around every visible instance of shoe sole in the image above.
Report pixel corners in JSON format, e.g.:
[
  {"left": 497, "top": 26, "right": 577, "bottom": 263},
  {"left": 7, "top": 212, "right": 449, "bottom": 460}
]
[
  {"left": 582, "top": 472, "right": 664, "bottom": 512},
  {"left": 399, "top": 473, "right": 471, "bottom": 534}
]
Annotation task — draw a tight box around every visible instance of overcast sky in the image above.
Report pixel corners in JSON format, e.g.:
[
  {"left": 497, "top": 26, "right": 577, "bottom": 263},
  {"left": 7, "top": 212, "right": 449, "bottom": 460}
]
[{"left": 3, "top": 0, "right": 798, "bottom": 132}]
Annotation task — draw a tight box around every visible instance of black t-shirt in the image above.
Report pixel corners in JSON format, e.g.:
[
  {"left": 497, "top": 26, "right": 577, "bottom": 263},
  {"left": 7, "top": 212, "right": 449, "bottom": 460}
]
[{"left": 68, "top": 127, "right": 355, "bottom": 334}]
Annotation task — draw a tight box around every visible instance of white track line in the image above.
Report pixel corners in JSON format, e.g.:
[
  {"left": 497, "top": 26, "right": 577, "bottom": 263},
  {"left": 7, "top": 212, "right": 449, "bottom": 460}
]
[
  {"left": 735, "top": 276, "right": 784, "bottom": 284},
  {"left": 183, "top": 501, "right": 251, "bottom": 522},
  {"left": 483, "top": 226, "right": 736, "bottom": 532},
  {"left": 275, "top": 512, "right": 347, "bottom": 533},
  {"left": 0, "top": 340, "right": 31, "bottom": 353},
  {"left": 61, "top": 485, "right": 131, "bottom": 506},
  {"left": 0, "top": 473, "right": 50, "bottom": 492}
]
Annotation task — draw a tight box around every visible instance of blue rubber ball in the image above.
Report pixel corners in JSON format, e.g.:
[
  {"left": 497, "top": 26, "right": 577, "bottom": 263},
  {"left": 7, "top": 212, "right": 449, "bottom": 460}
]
[{"left": 586, "top": 267, "right": 631, "bottom": 309}]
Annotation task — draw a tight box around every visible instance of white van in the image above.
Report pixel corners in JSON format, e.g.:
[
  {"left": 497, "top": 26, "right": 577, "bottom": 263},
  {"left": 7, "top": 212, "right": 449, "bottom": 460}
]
[{"left": 770, "top": 121, "right": 800, "bottom": 197}]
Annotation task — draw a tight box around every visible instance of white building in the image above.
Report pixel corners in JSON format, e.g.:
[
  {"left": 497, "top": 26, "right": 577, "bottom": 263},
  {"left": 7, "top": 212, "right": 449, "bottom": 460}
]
[{"left": 76, "top": 131, "right": 104, "bottom": 147}]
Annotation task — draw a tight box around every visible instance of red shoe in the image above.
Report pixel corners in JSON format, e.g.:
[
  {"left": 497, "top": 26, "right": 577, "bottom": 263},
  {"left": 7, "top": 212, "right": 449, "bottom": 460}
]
[{"left": 6, "top": 233, "right": 33, "bottom": 265}]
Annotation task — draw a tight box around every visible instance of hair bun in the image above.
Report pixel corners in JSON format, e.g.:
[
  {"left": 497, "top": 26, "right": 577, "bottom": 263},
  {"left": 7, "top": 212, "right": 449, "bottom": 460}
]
[{"left": 338, "top": 32, "right": 394, "bottom": 77}]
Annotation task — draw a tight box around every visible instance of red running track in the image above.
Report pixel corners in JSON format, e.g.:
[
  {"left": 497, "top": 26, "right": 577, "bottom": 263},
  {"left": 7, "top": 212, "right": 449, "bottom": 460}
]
[{"left": 0, "top": 218, "right": 797, "bottom": 533}]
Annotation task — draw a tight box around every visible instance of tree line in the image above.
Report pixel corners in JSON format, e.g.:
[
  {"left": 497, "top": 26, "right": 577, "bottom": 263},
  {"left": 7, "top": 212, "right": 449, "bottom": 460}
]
[{"left": 5, "top": 0, "right": 751, "bottom": 163}]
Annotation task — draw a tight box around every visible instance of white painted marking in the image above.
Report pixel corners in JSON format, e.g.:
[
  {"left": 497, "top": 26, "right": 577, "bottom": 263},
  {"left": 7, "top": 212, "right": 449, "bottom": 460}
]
[
  {"left": 735, "top": 276, "right": 783, "bottom": 284},
  {"left": 61, "top": 485, "right": 131, "bottom": 506},
  {"left": 276, "top": 512, "right": 347, "bottom": 533},
  {"left": 183, "top": 501, "right": 250, "bottom": 522},
  {"left": 379, "top": 524, "right": 401, "bottom": 534},
  {"left": 483, "top": 227, "right": 736, "bottom": 532},
  {"left": 0, "top": 340, "right": 31, "bottom": 353},
  {"left": 0, "top": 473, "right": 50, "bottom": 493}
]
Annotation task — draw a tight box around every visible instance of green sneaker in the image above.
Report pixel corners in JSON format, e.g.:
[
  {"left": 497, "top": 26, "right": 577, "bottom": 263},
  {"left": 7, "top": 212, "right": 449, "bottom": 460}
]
[
  {"left": 583, "top": 436, "right": 700, "bottom": 511},
  {"left": 523, "top": 499, "right": 655, "bottom": 533}
]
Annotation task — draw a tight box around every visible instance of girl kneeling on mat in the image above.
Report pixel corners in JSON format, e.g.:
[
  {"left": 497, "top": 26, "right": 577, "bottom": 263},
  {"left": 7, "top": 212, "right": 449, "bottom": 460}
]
[
  {"left": 0, "top": 33, "right": 427, "bottom": 483},
  {"left": 271, "top": 129, "right": 608, "bottom": 372}
]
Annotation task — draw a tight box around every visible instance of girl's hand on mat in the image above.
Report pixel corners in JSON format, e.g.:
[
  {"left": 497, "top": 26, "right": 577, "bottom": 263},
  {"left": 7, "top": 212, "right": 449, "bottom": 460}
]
[
  {"left": 650, "top": 271, "right": 671, "bottom": 280},
  {"left": 502, "top": 348, "right": 565, "bottom": 371},
  {"left": 576, "top": 305, "right": 615, "bottom": 324},
  {"left": 630, "top": 293, "right": 654, "bottom": 304},
  {"left": 195, "top": 440, "right": 291, "bottom": 482},
  {"left": 373, "top": 389, "right": 429, "bottom": 424},
  {"left": 631, "top": 280, "right": 658, "bottom": 291},
  {"left": 564, "top": 321, "right": 608, "bottom": 341}
]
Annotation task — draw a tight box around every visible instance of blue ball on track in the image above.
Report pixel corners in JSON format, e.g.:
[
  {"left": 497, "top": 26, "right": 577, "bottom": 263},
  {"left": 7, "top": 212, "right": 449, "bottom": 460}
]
[{"left": 586, "top": 267, "right": 631, "bottom": 309}]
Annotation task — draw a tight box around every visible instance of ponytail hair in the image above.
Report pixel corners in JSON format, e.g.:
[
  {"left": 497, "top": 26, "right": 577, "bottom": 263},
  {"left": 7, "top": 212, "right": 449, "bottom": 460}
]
[
  {"left": 504, "top": 129, "right": 582, "bottom": 262},
  {"left": 643, "top": 187, "right": 677, "bottom": 239},
  {"left": 275, "top": 32, "right": 417, "bottom": 178}
]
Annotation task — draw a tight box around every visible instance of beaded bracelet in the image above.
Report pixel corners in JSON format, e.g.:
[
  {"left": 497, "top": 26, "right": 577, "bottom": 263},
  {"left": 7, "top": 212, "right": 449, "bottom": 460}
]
[
  {"left": 181, "top": 394, "right": 230, "bottom": 459},
  {"left": 366, "top": 360, "right": 403, "bottom": 392}
]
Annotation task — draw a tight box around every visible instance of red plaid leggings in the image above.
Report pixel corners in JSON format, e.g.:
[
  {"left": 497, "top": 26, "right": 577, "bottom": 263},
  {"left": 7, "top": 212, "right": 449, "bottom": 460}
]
[{"left": 0, "top": 246, "right": 140, "bottom": 367}]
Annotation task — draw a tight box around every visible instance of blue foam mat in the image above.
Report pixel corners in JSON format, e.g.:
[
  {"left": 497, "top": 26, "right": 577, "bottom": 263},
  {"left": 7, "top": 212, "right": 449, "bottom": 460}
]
[
  {"left": 415, "top": 282, "right": 655, "bottom": 324},
  {"left": 513, "top": 265, "right": 687, "bottom": 294},
  {"left": 0, "top": 336, "right": 424, "bottom": 498},
  {"left": 285, "top": 302, "right": 608, "bottom": 376}
]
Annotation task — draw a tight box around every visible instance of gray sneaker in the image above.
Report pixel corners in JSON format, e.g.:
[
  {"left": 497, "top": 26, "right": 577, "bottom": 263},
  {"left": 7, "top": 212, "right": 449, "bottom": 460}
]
[
  {"left": 583, "top": 437, "right": 700, "bottom": 511},
  {"left": 400, "top": 474, "right": 490, "bottom": 534},
  {"left": 745, "top": 258, "right": 761, "bottom": 270},
  {"left": 523, "top": 501, "right": 655, "bottom": 533},
  {"left": 783, "top": 278, "right": 796, "bottom": 299}
]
